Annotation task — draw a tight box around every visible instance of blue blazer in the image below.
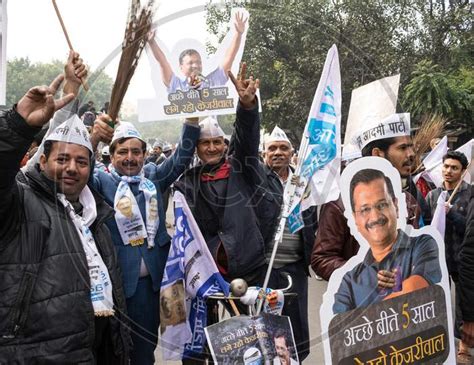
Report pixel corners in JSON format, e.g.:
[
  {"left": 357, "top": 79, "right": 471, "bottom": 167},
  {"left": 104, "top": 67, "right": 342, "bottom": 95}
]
[{"left": 92, "top": 123, "right": 200, "bottom": 298}]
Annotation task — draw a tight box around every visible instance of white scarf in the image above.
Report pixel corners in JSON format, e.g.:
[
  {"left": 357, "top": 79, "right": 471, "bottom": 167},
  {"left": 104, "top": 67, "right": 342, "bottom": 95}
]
[
  {"left": 111, "top": 169, "right": 159, "bottom": 249},
  {"left": 57, "top": 186, "right": 115, "bottom": 317}
]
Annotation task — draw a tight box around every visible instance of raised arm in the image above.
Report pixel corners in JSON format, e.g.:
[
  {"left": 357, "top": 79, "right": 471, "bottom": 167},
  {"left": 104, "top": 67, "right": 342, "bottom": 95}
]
[
  {"left": 145, "top": 118, "right": 200, "bottom": 191},
  {"left": 147, "top": 30, "right": 174, "bottom": 88},
  {"left": 228, "top": 63, "right": 260, "bottom": 182},
  {"left": 24, "top": 51, "right": 86, "bottom": 171},
  {"left": 220, "top": 12, "right": 247, "bottom": 74},
  {"left": 0, "top": 75, "right": 73, "bottom": 239}
]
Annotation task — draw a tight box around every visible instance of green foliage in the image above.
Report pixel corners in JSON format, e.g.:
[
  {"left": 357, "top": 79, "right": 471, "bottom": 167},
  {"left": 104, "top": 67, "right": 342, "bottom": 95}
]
[
  {"left": 403, "top": 60, "right": 473, "bottom": 129},
  {"left": 206, "top": 0, "right": 473, "bottom": 144},
  {"left": 403, "top": 61, "right": 456, "bottom": 117},
  {"left": 79, "top": 69, "right": 114, "bottom": 109},
  {"left": 133, "top": 114, "right": 236, "bottom": 144},
  {"left": 5, "top": 58, "right": 63, "bottom": 108},
  {"left": 4, "top": 58, "right": 114, "bottom": 110}
]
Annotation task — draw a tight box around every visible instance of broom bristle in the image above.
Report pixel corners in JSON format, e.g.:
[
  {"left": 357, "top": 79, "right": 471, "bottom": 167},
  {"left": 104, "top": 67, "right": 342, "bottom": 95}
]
[
  {"left": 108, "top": 0, "right": 155, "bottom": 122},
  {"left": 412, "top": 114, "right": 447, "bottom": 170}
]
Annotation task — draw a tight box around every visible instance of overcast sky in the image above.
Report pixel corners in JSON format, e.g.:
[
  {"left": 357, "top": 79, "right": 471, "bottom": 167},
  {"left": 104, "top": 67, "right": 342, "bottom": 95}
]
[{"left": 6, "top": 0, "right": 213, "bottom": 107}]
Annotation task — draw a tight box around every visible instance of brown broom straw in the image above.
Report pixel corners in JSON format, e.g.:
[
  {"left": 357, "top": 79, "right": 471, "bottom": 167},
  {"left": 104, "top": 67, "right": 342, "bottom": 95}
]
[
  {"left": 108, "top": 0, "right": 155, "bottom": 122},
  {"left": 412, "top": 114, "right": 446, "bottom": 173}
]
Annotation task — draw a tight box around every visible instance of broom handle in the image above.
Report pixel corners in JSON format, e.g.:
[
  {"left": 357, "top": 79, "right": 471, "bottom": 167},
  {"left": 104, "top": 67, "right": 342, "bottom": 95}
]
[{"left": 52, "top": 0, "right": 89, "bottom": 91}]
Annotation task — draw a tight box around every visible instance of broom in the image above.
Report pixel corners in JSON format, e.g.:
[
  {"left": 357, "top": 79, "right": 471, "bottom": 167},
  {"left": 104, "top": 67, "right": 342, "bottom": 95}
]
[
  {"left": 412, "top": 114, "right": 447, "bottom": 173},
  {"left": 108, "top": 0, "right": 155, "bottom": 122}
]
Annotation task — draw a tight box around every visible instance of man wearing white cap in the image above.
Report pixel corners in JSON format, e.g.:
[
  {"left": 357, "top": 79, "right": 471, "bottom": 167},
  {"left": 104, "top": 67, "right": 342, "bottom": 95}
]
[
  {"left": 0, "top": 65, "right": 130, "bottom": 362},
  {"left": 174, "top": 68, "right": 266, "bottom": 356},
  {"left": 356, "top": 113, "right": 430, "bottom": 225},
  {"left": 312, "top": 114, "right": 428, "bottom": 287},
  {"left": 91, "top": 113, "right": 200, "bottom": 364},
  {"left": 254, "top": 126, "right": 316, "bottom": 362},
  {"left": 145, "top": 140, "right": 166, "bottom": 165}
]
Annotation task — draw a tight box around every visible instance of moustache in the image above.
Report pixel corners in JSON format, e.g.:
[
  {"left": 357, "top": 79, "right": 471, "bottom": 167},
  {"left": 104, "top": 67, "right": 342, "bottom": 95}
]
[
  {"left": 122, "top": 161, "right": 138, "bottom": 167},
  {"left": 366, "top": 217, "right": 388, "bottom": 230},
  {"left": 403, "top": 158, "right": 414, "bottom": 167}
]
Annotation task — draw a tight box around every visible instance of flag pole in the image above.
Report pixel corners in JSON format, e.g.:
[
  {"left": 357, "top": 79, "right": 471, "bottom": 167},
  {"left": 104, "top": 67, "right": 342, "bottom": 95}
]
[
  {"left": 256, "top": 134, "right": 310, "bottom": 315},
  {"left": 51, "top": 0, "right": 89, "bottom": 91},
  {"left": 255, "top": 45, "right": 340, "bottom": 315}
]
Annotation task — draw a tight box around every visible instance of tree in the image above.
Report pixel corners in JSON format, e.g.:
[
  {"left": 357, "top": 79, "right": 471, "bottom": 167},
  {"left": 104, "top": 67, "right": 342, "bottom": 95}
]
[
  {"left": 403, "top": 60, "right": 473, "bottom": 132},
  {"left": 4, "top": 58, "right": 114, "bottom": 110},
  {"left": 5, "top": 58, "right": 63, "bottom": 108},
  {"left": 205, "top": 0, "right": 472, "bottom": 145}
]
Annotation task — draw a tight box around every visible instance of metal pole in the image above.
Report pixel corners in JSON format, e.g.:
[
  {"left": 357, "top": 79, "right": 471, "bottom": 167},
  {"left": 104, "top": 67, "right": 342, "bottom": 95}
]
[{"left": 256, "top": 134, "right": 311, "bottom": 315}]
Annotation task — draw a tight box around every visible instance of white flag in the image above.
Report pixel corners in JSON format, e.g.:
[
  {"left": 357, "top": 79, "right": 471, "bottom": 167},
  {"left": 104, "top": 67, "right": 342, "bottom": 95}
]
[
  {"left": 417, "top": 138, "right": 473, "bottom": 188},
  {"left": 414, "top": 136, "right": 448, "bottom": 187},
  {"left": 286, "top": 44, "right": 341, "bottom": 232},
  {"left": 431, "top": 191, "right": 448, "bottom": 237}
]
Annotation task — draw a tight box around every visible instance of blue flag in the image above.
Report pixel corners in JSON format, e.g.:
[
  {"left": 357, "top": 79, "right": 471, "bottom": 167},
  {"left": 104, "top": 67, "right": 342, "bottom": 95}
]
[{"left": 160, "top": 192, "right": 229, "bottom": 360}]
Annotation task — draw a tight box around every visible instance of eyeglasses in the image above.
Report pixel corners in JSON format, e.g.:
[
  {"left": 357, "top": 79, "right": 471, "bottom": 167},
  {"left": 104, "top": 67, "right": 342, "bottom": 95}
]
[{"left": 354, "top": 201, "right": 391, "bottom": 218}]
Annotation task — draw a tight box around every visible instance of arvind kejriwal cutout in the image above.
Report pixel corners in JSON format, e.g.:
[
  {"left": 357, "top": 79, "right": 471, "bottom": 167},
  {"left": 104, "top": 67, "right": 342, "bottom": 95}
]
[
  {"left": 320, "top": 157, "right": 455, "bottom": 364},
  {"left": 138, "top": 8, "right": 256, "bottom": 122}
]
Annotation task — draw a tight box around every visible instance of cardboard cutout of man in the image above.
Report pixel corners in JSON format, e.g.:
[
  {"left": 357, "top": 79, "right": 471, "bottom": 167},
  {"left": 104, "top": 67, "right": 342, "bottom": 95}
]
[
  {"left": 147, "top": 11, "right": 247, "bottom": 93},
  {"left": 333, "top": 163, "right": 442, "bottom": 314}
]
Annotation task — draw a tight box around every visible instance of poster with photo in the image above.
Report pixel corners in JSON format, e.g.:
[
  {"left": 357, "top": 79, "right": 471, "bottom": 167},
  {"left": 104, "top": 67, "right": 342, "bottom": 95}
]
[
  {"left": 320, "top": 157, "right": 455, "bottom": 364},
  {"left": 205, "top": 313, "right": 299, "bottom": 365},
  {"left": 138, "top": 8, "right": 255, "bottom": 122}
]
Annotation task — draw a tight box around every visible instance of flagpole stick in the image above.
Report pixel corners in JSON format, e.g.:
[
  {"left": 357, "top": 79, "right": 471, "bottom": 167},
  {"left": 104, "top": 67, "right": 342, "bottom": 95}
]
[
  {"left": 256, "top": 135, "right": 311, "bottom": 316},
  {"left": 228, "top": 299, "right": 241, "bottom": 316},
  {"left": 446, "top": 162, "right": 471, "bottom": 206},
  {"left": 412, "top": 163, "right": 425, "bottom": 174},
  {"left": 51, "top": 0, "right": 89, "bottom": 91}
]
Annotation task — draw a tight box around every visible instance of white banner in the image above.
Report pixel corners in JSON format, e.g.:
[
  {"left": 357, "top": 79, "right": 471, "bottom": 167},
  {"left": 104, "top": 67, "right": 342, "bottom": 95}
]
[
  {"left": 342, "top": 75, "right": 400, "bottom": 160},
  {"left": 286, "top": 44, "right": 341, "bottom": 232},
  {"left": 138, "top": 8, "right": 251, "bottom": 122}
]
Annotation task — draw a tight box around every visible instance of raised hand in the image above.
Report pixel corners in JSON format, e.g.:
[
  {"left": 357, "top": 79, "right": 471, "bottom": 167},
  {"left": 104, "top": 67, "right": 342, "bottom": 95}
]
[
  {"left": 63, "top": 51, "right": 87, "bottom": 97},
  {"left": 90, "top": 114, "right": 115, "bottom": 151},
  {"left": 234, "top": 11, "right": 248, "bottom": 34},
  {"left": 17, "top": 74, "right": 74, "bottom": 128},
  {"left": 228, "top": 62, "right": 259, "bottom": 109},
  {"left": 147, "top": 29, "right": 156, "bottom": 42}
]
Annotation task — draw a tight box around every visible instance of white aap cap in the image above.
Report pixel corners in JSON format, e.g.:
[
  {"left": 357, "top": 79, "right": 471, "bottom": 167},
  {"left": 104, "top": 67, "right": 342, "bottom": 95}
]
[
  {"left": 353, "top": 113, "right": 410, "bottom": 151},
  {"left": 45, "top": 114, "right": 93, "bottom": 153},
  {"left": 264, "top": 126, "right": 292, "bottom": 148},
  {"left": 111, "top": 122, "right": 146, "bottom": 146},
  {"left": 199, "top": 116, "right": 225, "bottom": 140}
]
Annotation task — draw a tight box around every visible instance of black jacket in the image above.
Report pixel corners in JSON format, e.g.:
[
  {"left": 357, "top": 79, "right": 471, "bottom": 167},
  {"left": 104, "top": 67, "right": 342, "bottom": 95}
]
[
  {"left": 254, "top": 165, "right": 318, "bottom": 276},
  {"left": 426, "top": 181, "right": 470, "bottom": 277},
  {"left": 0, "top": 108, "right": 130, "bottom": 363},
  {"left": 175, "top": 102, "right": 266, "bottom": 282},
  {"left": 459, "top": 185, "right": 474, "bottom": 321}
]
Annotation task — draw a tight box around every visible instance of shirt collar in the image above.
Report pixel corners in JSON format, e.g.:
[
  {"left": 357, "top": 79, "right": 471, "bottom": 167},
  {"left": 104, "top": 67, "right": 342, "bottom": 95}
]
[{"left": 363, "top": 229, "right": 409, "bottom": 266}]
